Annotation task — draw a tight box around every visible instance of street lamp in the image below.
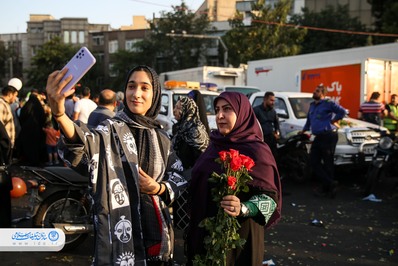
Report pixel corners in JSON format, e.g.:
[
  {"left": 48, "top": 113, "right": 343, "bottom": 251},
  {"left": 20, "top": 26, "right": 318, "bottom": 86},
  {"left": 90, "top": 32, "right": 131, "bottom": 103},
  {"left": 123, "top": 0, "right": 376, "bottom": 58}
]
[{"left": 166, "top": 32, "right": 228, "bottom": 67}]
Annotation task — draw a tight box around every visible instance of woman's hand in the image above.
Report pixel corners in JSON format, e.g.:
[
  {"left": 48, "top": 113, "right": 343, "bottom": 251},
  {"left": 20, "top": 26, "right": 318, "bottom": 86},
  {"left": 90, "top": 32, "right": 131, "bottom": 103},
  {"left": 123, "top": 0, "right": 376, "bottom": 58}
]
[
  {"left": 46, "top": 68, "right": 75, "bottom": 116},
  {"left": 45, "top": 68, "right": 77, "bottom": 141},
  {"left": 221, "top": 195, "right": 241, "bottom": 217},
  {"left": 138, "top": 168, "right": 163, "bottom": 195}
]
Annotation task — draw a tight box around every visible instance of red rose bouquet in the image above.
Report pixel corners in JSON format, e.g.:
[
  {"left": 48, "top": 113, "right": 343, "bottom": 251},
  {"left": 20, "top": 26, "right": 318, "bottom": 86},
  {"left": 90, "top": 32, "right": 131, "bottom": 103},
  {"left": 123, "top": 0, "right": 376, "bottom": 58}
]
[{"left": 193, "top": 149, "right": 255, "bottom": 266}]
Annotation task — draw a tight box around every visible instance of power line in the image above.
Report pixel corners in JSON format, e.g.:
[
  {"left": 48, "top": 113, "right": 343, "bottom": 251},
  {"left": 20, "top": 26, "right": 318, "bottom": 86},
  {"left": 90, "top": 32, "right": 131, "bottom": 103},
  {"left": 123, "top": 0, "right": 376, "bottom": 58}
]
[{"left": 251, "top": 20, "right": 398, "bottom": 38}]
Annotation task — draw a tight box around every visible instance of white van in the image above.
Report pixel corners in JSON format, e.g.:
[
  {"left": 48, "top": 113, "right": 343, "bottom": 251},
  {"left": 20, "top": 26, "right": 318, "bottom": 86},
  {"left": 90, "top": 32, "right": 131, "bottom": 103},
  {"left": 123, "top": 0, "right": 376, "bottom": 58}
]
[{"left": 157, "top": 87, "right": 220, "bottom": 136}]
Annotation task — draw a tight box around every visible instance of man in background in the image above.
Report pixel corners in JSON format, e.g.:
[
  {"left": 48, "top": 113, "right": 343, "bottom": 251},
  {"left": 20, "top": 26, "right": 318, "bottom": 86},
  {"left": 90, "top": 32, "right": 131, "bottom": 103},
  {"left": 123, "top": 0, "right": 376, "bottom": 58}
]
[
  {"left": 383, "top": 94, "right": 398, "bottom": 134},
  {"left": 73, "top": 86, "right": 97, "bottom": 123},
  {"left": 358, "top": 92, "right": 385, "bottom": 126},
  {"left": 253, "top": 91, "right": 280, "bottom": 156},
  {"left": 299, "top": 84, "right": 346, "bottom": 198},
  {"left": 0, "top": 77, "right": 22, "bottom": 227},
  {"left": 87, "top": 89, "right": 116, "bottom": 128}
]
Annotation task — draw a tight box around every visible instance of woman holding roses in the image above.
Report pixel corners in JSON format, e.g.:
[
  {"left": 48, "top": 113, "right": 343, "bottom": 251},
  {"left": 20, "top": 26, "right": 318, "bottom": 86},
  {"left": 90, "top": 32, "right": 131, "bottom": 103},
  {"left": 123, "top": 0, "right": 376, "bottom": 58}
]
[{"left": 186, "top": 91, "right": 282, "bottom": 266}]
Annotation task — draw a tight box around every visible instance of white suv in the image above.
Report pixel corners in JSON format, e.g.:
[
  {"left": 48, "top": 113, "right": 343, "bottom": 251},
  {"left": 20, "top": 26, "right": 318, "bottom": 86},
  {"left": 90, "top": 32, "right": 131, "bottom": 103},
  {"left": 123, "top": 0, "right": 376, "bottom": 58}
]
[
  {"left": 157, "top": 88, "right": 220, "bottom": 135},
  {"left": 249, "top": 91, "right": 386, "bottom": 165}
]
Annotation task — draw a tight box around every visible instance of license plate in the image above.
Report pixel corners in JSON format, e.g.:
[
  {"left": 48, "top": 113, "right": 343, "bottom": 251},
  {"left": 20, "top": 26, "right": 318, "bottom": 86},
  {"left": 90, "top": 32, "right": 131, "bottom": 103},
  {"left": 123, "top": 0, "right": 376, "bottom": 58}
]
[{"left": 363, "top": 146, "right": 376, "bottom": 154}]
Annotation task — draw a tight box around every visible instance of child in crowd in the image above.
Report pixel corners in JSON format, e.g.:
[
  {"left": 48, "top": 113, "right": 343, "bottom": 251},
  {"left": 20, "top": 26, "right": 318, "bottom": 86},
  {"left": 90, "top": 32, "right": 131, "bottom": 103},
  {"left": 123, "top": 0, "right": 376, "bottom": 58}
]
[{"left": 42, "top": 120, "right": 60, "bottom": 165}]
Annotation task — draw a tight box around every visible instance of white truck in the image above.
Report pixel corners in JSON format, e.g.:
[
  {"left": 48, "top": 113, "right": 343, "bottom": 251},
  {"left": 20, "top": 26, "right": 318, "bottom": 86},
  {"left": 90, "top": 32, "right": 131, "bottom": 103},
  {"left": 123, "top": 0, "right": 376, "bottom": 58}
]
[
  {"left": 159, "top": 65, "right": 248, "bottom": 88},
  {"left": 247, "top": 43, "right": 398, "bottom": 116},
  {"left": 249, "top": 91, "right": 387, "bottom": 166}
]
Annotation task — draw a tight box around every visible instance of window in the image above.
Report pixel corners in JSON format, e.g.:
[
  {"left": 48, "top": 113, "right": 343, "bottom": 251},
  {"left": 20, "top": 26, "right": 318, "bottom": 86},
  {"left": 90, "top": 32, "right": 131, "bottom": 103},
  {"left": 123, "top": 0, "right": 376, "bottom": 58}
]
[
  {"left": 275, "top": 98, "right": 288, "bottom": 118},
  {"left": 71, "top": 31, "right": 77, "bottom": 44},
  {"left": 125, "top": 39, "right": 143, "bottom": 52},
  {"left": 289, "top": 98, "right": 312, "bottom": 119},
  {"left": 109, "top": 40, "right": 118, "bottom": 54},
  {"left": 93, "top": 36, "right": 104, "bottom": 46},
  {"left": 160, "top": 95, "right": 169, "bottom": 115},
  {"left": 79, "top": 31, "right": 85, "bottom": 44},
  {"left": 63, "top": 31, "right": 70, "bottom": 43}
]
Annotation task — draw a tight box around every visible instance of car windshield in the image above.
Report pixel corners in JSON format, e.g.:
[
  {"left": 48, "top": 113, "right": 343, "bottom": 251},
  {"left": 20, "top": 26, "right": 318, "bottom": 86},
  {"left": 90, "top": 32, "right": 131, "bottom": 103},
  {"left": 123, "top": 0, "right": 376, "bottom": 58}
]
[
  {"left": 173, "top": 93, "right": 218, "bottom": 115},
  {"left": 289, "top": 97, "right": 313, "bottom": 119}
]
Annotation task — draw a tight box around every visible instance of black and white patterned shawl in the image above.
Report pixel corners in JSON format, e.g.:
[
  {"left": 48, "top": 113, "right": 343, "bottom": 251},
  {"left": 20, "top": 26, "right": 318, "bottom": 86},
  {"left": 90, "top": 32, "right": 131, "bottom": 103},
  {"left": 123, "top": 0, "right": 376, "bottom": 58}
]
[
  {"left": 171, "top": 96, "right": 209, "bottom": 153},
  {"left": 58, "top": 66, "right": 187, "bottom": 265}
]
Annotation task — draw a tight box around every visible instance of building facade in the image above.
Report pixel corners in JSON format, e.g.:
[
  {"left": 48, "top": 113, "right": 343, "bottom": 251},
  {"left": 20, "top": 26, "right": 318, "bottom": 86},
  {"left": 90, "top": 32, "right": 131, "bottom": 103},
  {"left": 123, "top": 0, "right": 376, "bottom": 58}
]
[{"left": 0, "top": 1, "right": 374, "bottom": 87}]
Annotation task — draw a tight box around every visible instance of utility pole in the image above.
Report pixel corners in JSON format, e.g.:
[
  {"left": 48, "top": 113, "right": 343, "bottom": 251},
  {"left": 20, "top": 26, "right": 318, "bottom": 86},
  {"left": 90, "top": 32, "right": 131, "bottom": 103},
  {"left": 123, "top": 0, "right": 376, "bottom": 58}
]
[{"left": 166, "top": 33, "right": 228, "bottom": 67}]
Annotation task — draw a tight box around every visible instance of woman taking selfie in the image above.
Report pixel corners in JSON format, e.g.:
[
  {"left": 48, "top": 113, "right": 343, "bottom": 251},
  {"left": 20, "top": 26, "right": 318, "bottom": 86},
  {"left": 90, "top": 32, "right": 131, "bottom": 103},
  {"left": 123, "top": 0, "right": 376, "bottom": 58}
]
[{"left": 45, "top": 65, "right": 187, "bottom": 266}]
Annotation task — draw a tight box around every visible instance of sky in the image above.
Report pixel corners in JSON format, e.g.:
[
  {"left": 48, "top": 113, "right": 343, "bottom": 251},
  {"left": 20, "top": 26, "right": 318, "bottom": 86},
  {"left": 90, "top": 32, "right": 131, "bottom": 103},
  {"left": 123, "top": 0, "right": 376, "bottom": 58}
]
[{"left": 0, "top": 0, "right": 203, "bottom": 34}]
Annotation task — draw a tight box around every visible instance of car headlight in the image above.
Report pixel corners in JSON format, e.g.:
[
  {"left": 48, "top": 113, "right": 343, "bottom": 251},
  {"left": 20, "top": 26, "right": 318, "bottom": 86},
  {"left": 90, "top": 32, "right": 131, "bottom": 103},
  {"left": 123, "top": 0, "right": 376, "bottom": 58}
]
[{"left": 379, "top": 136, "right": 393, "bottom": 150}]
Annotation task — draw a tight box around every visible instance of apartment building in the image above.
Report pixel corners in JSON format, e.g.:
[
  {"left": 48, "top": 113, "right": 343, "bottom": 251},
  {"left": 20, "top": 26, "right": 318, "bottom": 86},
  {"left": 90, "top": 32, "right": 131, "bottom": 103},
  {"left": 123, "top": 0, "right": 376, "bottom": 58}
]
[{"left": 0, "top": 1, "right": 374, "bottom": 86}]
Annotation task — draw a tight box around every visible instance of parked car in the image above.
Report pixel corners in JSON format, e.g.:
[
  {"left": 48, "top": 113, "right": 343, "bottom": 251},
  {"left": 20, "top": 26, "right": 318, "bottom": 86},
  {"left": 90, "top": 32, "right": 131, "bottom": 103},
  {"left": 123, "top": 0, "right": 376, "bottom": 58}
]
[
  {"left": 157, "top": 85, "right": 220, "bottom": 136},
  {"left": 249, "top": 91, "right": 388, "bottom": 165}
]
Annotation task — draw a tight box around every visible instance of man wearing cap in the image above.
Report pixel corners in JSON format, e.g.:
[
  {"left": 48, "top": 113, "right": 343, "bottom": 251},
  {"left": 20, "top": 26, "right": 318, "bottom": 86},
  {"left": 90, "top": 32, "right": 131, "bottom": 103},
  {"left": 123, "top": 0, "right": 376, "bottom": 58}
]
[{"left": 0, "top": 77, "right": 22, "bottom": 227}]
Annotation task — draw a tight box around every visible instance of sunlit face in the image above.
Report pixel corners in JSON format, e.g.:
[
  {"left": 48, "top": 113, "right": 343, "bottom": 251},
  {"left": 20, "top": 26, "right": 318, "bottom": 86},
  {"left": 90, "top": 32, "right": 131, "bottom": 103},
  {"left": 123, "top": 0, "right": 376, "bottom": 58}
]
[
  {"left": 11, "top": 91, "right": 19, "bottom": 104},
  {"left": 125, "top": 71, "right": 153, "bottom": 115},
  {"left": 215, "top": 98, "right": 237, "bottom": 136},
  {"left": 173, "top": 100, "right": 182, "bottom": 121},
  {"left": 392, "top": 95, "right": 397, "bottom": 105},
  {"left": 312, "top": 87, "right": 324, "bottom": 101}
]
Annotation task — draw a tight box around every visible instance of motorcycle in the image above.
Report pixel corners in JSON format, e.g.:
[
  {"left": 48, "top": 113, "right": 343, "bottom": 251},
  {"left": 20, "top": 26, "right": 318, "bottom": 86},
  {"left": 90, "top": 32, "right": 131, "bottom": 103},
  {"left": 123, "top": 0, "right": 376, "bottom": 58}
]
[
  {"left": 363, "top": 131, "right": 398, "bottom": 196},
  {"left": 21, "top": 165, "right": 93, "bottom": 251},
  {"left": 276, "top": 132, "right": 312, "bottom": 183}
]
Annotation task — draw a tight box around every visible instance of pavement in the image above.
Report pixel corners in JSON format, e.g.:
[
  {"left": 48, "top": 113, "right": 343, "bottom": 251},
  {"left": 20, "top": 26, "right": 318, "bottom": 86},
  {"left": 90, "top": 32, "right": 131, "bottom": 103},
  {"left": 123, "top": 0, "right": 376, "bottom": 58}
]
[{"left": 1, "top": 166, "right": 397, "bottom": 265}]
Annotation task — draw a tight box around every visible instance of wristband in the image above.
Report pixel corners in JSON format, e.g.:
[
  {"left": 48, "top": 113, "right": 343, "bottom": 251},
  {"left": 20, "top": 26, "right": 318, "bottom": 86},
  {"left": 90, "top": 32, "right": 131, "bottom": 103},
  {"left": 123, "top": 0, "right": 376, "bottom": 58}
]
[
  {"left": 154, "top": 183, "right": 162, "bottom": 195},
  {"left": 52, "top": 112, "right": 65, "bottom": 118}
]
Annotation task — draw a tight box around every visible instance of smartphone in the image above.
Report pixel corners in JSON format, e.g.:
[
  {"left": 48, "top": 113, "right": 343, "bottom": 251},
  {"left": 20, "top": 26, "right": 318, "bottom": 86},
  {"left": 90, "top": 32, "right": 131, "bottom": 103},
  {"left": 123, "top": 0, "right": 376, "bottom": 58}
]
[{"left": 60, "top": 46, "right": 96, "bottom": 94}]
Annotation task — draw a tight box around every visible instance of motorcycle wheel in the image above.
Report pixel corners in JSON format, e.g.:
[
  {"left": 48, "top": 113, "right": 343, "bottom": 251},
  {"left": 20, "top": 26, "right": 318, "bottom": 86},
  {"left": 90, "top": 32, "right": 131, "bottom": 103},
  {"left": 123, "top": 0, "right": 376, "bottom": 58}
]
[{"left": 33, "top": 191, "right": 90, "bottom": 251}]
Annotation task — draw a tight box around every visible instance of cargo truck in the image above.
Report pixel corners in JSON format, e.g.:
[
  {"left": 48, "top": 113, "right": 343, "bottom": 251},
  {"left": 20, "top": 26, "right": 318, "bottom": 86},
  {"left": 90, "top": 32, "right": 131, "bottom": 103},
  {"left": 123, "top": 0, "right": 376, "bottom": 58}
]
[{"left": 247, "top": 43, "right": 398, "bottom": 116}]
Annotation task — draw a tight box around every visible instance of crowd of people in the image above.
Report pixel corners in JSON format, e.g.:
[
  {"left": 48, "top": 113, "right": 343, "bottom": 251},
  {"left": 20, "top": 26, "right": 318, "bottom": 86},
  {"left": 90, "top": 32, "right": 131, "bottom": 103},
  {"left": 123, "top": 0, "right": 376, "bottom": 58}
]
[{"left": 5, "top": 63, "right": 397, "bottom": 265}]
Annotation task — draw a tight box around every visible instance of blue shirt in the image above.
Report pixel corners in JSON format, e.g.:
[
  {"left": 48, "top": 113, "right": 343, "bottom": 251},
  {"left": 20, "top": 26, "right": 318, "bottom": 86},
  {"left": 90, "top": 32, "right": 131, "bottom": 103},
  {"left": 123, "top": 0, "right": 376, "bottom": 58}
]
[{"left": 303, "top": 99, "right": 347, "bottom": 135}]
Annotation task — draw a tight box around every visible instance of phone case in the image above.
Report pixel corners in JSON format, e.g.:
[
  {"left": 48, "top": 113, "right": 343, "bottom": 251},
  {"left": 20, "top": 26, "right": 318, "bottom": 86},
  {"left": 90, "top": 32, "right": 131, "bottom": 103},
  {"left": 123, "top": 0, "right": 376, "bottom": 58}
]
[{"left": 60, "top": 47, "right": 96, "bottom": 94}]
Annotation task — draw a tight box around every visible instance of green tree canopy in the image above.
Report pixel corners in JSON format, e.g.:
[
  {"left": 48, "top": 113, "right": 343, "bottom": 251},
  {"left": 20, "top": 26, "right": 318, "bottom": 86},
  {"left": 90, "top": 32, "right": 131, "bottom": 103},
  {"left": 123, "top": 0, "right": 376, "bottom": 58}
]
[
  {"left": 132, "top": 2, "right": 213, "bottom": 73},
  {"left": 26, "top": 37, "right": 76, "bottom": 91},
  {"left": 367, "top": 0, "right": 398, "bottom": 44},
  {"left": 290, "top": 4, "right": 369, "bottom": 54},
  {"left": 223, "top": 0, "right": 306, "bottom": 67}
]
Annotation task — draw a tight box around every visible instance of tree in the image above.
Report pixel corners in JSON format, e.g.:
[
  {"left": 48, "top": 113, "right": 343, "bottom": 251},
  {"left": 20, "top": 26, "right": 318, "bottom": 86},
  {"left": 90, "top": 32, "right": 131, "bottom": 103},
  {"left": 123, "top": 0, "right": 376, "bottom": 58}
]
[
  {"left": 223, "top": 0, "right": 306, "bottom": 67},
  {"left": 109, "top": 49, "right": 142, "bottom": 91},
  {"left": 131, "top": 2, "right": 213, "bottom": 73},
  {"left": 290, "top": 4, "right": 369, "bottom": 54},
  {"left": 26, "top": 37, "right": 76, "bottom": 90},
  {"left": 367, "top": 0, "right": 398, "bottom": 44}
]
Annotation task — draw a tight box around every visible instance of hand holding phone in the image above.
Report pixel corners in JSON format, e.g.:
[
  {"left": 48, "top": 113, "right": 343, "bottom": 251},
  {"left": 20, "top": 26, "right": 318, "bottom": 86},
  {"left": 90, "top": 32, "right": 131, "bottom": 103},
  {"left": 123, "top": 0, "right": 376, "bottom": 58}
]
[{"left": 60, "top": 47, "right": 96, "bottom": 94}]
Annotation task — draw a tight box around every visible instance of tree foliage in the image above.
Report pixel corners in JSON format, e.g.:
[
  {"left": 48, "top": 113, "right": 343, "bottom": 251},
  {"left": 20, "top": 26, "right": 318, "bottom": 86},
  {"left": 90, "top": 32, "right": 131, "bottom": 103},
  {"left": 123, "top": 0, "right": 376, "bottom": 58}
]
[
  {"left": 367, "top": 0, "right": 398, "bottom": 44},
  {"left": 26, "top": 37, "right": 76, "bottom": 90},
  {"left": 132, "top": 2, "right": 213, "bottom": 73},
  {"left": 223, "top": 0, "right": 306, "bottom": 66},
  {"left": 290, "top": 4, "right": 369, "bottom": 54}
]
